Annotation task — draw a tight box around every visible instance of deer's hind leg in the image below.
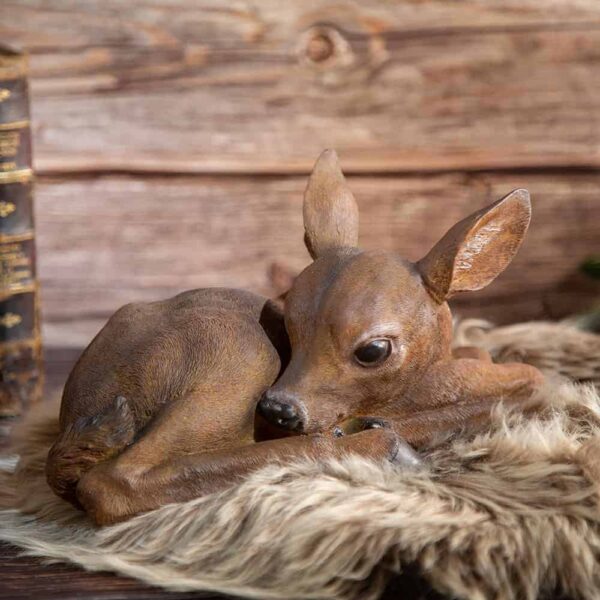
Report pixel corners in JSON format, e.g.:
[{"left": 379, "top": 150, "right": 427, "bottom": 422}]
[
  {"left": 46, "top": 395, "right": 136, "bottom": 506},
  {"left": 75, "top": 382, "right": 405, "bottom": 525}
]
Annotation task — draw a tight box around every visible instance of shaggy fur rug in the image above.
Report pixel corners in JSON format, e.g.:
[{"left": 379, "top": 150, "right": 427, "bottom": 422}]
[{"left": 1, "top": 321, "right": 600, "bottom": 600}]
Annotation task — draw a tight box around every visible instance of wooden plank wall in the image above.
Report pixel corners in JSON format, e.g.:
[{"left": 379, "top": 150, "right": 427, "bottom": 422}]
[{"left": 1, "top": 0, "right": 599, "bottom": 348}]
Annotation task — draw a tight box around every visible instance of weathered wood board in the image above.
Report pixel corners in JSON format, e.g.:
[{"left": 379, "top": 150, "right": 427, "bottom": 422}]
[
  {"left": 2, "top": 1, "right": 600, "bottom": 173},
  {"left": 0, "top": 0, "right": 597, "bottom": 348},
  {"left": 37, "top": 172, "right": 598, "bottom": 347}
]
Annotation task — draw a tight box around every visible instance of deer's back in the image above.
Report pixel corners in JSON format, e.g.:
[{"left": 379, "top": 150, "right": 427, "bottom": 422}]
[{"left": 59, "top": 288, "right": 285, "bottom": 433}]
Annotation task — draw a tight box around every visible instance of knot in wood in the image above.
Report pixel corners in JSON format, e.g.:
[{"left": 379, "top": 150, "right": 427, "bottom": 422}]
[
  {"left": 306, "top": 32, "right": 335, "bottom": 63},
  {"left": 299, "top": 26, "right": 351, "bottom": 68}
]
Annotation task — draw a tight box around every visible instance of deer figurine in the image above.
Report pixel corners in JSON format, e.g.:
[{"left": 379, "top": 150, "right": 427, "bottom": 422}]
[{"left": 46, "top": 150, "right": 543, "bottom": 525}]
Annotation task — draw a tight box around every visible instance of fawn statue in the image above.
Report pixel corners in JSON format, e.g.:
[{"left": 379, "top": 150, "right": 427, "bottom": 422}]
[{"left": 46, "top": 150, "right": 543, "bottom": 525}]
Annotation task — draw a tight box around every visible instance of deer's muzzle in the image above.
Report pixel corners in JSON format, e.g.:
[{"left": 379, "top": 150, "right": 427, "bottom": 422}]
[{"left": 257, "top": 390, "right": 305, "bottom": 432}]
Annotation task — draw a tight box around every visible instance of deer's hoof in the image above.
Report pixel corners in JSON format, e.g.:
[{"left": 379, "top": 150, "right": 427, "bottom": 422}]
[{"left": 390, "top": 438, "right": 423, "bottom": 470}]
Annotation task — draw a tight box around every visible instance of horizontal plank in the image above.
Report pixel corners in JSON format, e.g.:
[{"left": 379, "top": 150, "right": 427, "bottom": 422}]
[
  {"left": 3, "top": 1, "right": 600, "bottom": 173},
  {"left": 7, "top": 0, "right": 600, "bottom": 52},
  {"left": 34, "top": 172, "right": 599, "bottom": 348}
]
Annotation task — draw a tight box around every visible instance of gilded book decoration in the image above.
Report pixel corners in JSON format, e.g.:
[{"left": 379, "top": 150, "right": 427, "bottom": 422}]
[{"left": 0, "top": 46, "right": 42, "bottom": 417}]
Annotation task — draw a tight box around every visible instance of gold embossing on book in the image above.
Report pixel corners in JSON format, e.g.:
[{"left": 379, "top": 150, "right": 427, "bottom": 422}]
[{"left": 0, "top": 46, "right": 42, "bottom": 417}]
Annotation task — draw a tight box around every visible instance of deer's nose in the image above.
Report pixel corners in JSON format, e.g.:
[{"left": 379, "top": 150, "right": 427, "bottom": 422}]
[{"left": 257, "top": 390, "right": 304, "bottom": 432}]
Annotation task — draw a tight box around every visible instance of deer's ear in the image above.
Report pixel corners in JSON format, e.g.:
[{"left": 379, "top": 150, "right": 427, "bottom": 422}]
[
  {"left": 303, "top": 149, "right": 359, "bottom": 259},
  {"left": 417, "top": 189, "right": 531, "bottom": 303}
]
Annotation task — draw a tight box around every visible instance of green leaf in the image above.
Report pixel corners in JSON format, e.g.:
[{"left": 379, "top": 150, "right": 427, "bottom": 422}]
[{"left": 580, "top": 256, "right": 600, "bottom": 280}]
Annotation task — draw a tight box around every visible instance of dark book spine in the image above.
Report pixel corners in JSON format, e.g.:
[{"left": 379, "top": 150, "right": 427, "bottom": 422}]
[{"left": 0, "top": 48, "right": 43, "bottom": 416}]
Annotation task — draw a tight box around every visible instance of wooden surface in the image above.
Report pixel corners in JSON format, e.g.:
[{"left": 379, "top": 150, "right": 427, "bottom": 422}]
[
  {"left": 37, "top": 172, "right": 599, "bottom": 347},
  {"left": 3, "top": 1, "right": 600, "bottom": 174},
  {"left": 0, "top": 542, "right": 215, "bottom": 600},
  {"left": 0, "top": 0, "right": 598, "bottom": 346}
]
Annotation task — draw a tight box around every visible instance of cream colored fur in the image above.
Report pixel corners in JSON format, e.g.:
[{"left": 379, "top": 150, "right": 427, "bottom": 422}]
[
  {"left": 1, "top": 322, "right": 600, "bottom": 600},
  {"left": 454, "top": 319, "right": 600, "bottom": 387}
]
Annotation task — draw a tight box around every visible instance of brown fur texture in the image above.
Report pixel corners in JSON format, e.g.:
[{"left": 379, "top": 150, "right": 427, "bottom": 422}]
[{"left": 1, "top": 322, "right": 600, "bottom": 600}]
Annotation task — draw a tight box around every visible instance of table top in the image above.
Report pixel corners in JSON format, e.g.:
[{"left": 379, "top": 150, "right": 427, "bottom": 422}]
[{"left": 0, "top": 542, "right": 219, "bottom": 600}]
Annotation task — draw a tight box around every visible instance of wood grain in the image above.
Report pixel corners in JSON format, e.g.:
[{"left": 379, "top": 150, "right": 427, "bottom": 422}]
[
  {"left": 0, "top": 542, "right": 222, "bottom": 600},
  {"left": 2, "top": 1, "right": 600, "bottom": 173},
  {"left": 35, "top": 172, "right": 599, "bottom": 348},
  {"left": 0, "top": 0, "right": 597, "bottom": 348}
]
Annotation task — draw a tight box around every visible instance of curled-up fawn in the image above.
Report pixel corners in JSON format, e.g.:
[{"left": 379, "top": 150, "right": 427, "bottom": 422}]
[{"left": 47, "top": 150, "right": 543, "bottom": 525}]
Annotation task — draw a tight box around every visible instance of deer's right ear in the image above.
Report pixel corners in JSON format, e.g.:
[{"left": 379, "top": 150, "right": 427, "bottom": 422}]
[
  {"left": 303, "top": 149, "right": 359, "bottom": 260},
  {"left": 417, "top": 189, "right": 531, "bottom": 303}
]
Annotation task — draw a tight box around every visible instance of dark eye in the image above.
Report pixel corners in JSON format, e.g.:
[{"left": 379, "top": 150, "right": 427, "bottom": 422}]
[{"left": 354, "top": 338, "right": 392, "bottom": 367}]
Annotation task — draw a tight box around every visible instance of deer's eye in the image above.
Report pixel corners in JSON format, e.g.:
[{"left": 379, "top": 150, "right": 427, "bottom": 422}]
[{"left": 354, "top": 338, "right": 392, "bottom": 367}]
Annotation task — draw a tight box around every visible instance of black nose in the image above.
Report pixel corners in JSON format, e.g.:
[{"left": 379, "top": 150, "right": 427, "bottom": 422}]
[{"left": 257, "top": 390, "right": 303, "bottom": 431}]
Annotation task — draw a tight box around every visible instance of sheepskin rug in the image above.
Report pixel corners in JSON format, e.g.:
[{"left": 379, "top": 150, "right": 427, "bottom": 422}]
[{"left": 1, "top": 320, "right": 600, "bottom": 600}]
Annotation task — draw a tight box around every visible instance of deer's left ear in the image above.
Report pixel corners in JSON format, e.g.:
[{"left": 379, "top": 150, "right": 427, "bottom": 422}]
[
  {"left": 303, "top": 149, "right": 359, "bottom": 260},
  {"left": 417, "top": 189, "right": 531, "bottom": 303}
]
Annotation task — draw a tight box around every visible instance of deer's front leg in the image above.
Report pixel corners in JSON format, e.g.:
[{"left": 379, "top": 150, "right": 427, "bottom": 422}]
[
  {"left": 419, "top": 358, "right": 544, "bottom": 408},
  {"left": 77, "top": 427, "right": 411, "bottom": 526},
  {"left": 344, "top": 359, "right": 544, "bottom": 449}
]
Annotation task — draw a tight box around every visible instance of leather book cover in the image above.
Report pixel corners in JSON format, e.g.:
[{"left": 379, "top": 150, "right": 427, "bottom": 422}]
[{"left": 0, "top": 46, "right": 43, "bottom": 416}]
